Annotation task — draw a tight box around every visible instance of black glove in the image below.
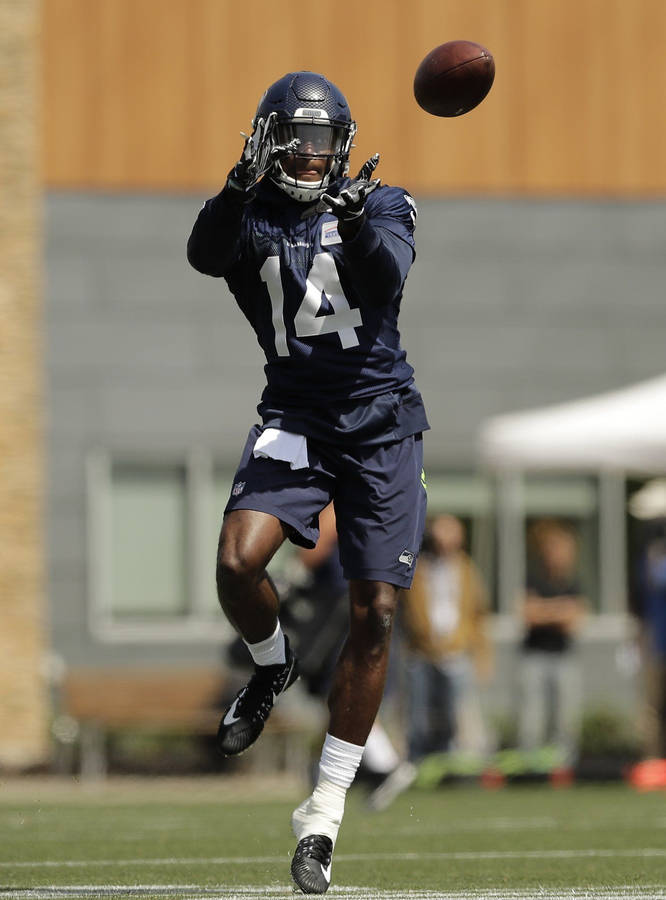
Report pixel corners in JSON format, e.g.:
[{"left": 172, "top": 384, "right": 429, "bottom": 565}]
[
  {"left": 320, "top": 153, "right": 381, "bottom": 222},
  {"left": 227, "top": 112, "right": 300, "bottom": 194}
]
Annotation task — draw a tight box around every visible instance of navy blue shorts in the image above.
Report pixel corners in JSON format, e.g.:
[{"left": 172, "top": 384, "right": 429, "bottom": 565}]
[{"left": 225, "top": 426, "right": 427, "bottom": 589}]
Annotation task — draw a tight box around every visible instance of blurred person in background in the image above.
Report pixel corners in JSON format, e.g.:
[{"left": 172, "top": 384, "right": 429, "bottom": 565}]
[
  {"left": 629, "top": 506, "right": 666, "bottom": 787},
  {"left": 638, "top": 523, "right": 666, "bottom": 758},
  {"left": 369, "top": 514, "right": 492, "bottom": 810},
  {"left": 187, "top": 71, "right": 428, "bottom": 894},
  {"left": 287, "top": 503, "right": 350, "bottom": 700},
  {"left": 517, "top": 519, "right": 586, "bottom": 779}
]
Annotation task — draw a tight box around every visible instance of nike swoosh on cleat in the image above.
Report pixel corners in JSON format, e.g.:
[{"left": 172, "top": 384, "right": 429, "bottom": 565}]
[
  {"left": 286, "top": 658, "right": 297, "bottom": 688},
  {"left": 274, "top": 661, "right": 294, "bottom": 701},
  {"left": 320, "top": 861, "right": 331, "bottom": 883},
  {"left": 223, "top": 691, "right": 245, "bottom": 726}
]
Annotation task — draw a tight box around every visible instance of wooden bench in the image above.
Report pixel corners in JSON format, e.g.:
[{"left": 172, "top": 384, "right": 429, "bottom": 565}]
[{"left": 54, "top": 666, "right": 313, "bottom": 779}]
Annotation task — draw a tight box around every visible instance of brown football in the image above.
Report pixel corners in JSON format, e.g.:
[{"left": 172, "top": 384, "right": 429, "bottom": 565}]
[{"left": 413, "top": 40, "right": 495, "bottom": 117}]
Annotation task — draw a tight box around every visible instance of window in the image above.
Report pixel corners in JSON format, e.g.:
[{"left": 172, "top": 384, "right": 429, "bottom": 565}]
[
  {"left": 109, "top": 463, "right": 188, "bottom": 618},
  {"left": 87, "top": 451, "right": 235, "bottom": 641}
]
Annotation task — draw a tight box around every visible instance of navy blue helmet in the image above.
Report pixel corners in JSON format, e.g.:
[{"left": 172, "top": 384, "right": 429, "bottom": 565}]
[{"left": 253, "top": 71, "right": 357, "bottom": 202}]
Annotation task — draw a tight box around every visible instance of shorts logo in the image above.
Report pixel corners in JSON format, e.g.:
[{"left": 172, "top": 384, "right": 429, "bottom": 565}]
[
  {"left": 399, "top": 550, "right": 415, "bottom": 567},
  {"left": 231, "top": 481, "right": 246, "bottom": 496}
]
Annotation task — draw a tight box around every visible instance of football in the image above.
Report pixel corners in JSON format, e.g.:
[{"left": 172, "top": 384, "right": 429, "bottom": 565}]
[{"left": 413, "top": 40, "right": 495, "bottom": 117}]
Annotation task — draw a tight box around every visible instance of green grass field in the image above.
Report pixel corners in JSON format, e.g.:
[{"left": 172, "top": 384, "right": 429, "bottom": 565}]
[{"left": 0, "top": 776, "right": 664, "bottom": 899}]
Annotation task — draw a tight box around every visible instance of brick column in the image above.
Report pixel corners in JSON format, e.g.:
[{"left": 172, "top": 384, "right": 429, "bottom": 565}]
[{"left": 0, "top": 0, "right": 50, "bottom": 769}]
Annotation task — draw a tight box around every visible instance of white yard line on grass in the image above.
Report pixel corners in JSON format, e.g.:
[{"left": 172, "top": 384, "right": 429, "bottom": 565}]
[
  {"left": 2, "top": 848, "right": 666, "bottom": 869},
  {"left": 0, "top": 885, "right": 666, "bottom": 899}
]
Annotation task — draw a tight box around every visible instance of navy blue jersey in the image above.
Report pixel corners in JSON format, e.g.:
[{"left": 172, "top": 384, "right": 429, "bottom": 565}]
[{"left": 188, "top": 177, "right": 429, "bottom": 444}]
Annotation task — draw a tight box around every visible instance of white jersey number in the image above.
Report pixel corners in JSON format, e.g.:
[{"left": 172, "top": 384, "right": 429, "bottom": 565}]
[{"left": 260, "top": 252, "right": 362, "bottom": 357}]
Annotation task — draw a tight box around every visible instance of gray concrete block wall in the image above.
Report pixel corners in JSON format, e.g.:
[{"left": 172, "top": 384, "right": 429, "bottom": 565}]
[
  {"left": 45, "top": 191, "right": 666, "bottom": 690},
  {"left": 47, "top": 193, "right": 666, "bottom": 468},
  {"left": 402, "top": 199, "right": 666, "bottom": 461}
]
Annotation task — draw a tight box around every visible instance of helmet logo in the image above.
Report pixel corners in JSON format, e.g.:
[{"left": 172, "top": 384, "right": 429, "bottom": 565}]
[{"left": 294, "top": 108, "right": 328, "bottom": 120}]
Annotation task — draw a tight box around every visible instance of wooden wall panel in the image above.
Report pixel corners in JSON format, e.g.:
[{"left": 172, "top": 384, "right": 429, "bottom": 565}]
[{"left": 42, "top": 0, "right": 666, "bottom": 195}]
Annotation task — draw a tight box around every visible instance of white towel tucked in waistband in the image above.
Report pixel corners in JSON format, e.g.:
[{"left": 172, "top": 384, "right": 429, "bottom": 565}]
[{"left": 252, "top": 427, "right": 309, "bottom": 470}]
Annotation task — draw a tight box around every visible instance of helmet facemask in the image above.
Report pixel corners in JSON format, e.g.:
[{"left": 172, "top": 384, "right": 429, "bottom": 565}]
[
  {"left": 251, "top": 72, "right": 357, "bottom": 203},
  {"left": 270, "top": 113, "right": 356, "bottom": 203}
]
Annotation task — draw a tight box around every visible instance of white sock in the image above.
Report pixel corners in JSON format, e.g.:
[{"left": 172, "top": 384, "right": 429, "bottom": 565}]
[
  {"left": 318, "top": 732, "right": 365, "bottom": 789},
  {"left": 292, "top": 733, "right": 365, "bottom": 847},
  {"left": 244, "top": 621, "right": 286, "bottom": 667}
]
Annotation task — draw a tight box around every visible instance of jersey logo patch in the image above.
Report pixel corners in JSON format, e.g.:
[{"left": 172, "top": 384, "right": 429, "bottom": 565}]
[
  {"left": 399, "top": 550, "right": 415, "bottom": 567},
  {"left": 231, "top": 481, "right": 246, "bottom": 496},
  {"left": 321, "top": 221, "right": 341, "bottom": 246}
]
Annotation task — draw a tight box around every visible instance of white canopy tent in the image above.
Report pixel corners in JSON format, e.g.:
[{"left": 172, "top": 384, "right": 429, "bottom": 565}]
[
  {"left": 478, "top": 374, "right": 666, "bottom": 474},
  {"left": 476, "top": 375, "right": 666, "bottom": 621}
]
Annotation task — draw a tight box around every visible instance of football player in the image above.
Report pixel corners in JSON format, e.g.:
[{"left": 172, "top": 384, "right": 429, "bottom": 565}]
[{"left": 187, "top": 71, "right": 428, "bottom": 895}]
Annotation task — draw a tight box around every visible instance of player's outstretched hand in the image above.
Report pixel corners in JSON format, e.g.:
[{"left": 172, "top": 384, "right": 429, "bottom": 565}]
[
  {"left": 321, "top": 153, "right": 381, "bottom": 222},
  {"left": 354, "top": 153, "right": 381, "bottom": 184},
  {"left": 228, "top": 112, "right": 300, "bottom": 193}
]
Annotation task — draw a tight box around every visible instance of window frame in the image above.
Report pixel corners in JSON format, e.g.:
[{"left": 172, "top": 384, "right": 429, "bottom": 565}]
[
  {"left": 86, "top": 451, "right": 630, "bottom": 645},
  {"left": 86, "top": 448, "right": 234, "bottom": 643},
  {"left": 492, "top": 469, "right": 628, "bottom": 641}
]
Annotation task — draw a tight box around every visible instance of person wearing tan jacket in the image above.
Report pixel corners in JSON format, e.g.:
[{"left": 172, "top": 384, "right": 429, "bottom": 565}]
[
  {"left": 404, "top": 517, "right": 491, "bottom": 673},
  {"left": 402, "top": 514, "right": 492, "bottom": 759},
  {"left": 368, "top": 514, "right": 492, "bottom": 809}
]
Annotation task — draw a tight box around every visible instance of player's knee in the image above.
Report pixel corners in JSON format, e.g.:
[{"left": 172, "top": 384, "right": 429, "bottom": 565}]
[
  {"left": 370, "top": 597, "right": 396, "bottom": 638},
  {"left": 366, "top": 604, "right": 395, "bottom": 657},
  {"left": 216, "top": 537, "right": 263, "bottom": 594},
  {"left": 350, "top": 583, "right": 398, "bottom": 656}
]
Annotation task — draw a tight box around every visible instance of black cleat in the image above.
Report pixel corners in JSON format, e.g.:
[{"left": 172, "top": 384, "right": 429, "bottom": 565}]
[
  {"left": 291, "top": 833, "right": 333, "bottom": 894},
  {"left": 217, "top": 636, "right": 299, "bottom": 756}
]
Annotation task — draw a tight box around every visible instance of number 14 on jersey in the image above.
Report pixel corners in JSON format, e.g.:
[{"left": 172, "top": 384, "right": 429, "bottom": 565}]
[{"left": 260, "top": 252, "right": 362, "bottom": 356}]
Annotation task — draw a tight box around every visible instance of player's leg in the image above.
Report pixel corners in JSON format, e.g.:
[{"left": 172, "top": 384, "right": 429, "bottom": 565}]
[
  {"left": 216, "top": 507, "right": 287, "bottom": 643},
  {"left": 216, "top": 427, "right": 334, "bottom": 758},
  {"left": 216, "top": 508, "right": 300, "bottom": 756},
  {"left": 291, "top": 433, "right": 427, "bottom": 894},
  {"left": 291, "top": 578, "right": 399, "bottom": 894},
  {"left": 327, "top": 579, "right": 399, "bottom": 743}
]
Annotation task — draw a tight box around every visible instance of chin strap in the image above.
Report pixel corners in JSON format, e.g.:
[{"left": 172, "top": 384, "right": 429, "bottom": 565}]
[{"left": 271, "top": 172, "right": 330, "bottom": 204}]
